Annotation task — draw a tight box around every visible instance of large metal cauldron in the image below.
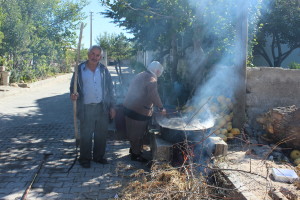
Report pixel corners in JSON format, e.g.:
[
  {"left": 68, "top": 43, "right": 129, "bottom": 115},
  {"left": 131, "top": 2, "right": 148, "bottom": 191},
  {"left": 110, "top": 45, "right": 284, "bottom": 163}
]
[
  {"left": 154, "top": 107, "right": 215, "bottom": 144},
  {"left": 159, "top": 126, "right": 211, "bottom": 144}
]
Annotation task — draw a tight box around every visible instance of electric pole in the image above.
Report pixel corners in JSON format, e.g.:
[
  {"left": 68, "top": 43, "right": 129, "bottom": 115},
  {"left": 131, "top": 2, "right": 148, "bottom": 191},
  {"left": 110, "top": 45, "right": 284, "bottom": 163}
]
[
  {"left": 90, "top": 11, "right": 93, "bottom": 47},
  {"left": 232, "top": 0, "right": 248, "bottom": 129}
]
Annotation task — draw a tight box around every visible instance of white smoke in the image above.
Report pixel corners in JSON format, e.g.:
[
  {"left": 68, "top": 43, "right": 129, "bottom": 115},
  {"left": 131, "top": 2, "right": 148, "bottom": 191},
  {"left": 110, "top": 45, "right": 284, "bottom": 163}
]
[
  {"left": 159, "top": 0, "right": 266, "bottom": 131},
  {"left": 183, "top": 0, "right": 264, "bottom": 119}
]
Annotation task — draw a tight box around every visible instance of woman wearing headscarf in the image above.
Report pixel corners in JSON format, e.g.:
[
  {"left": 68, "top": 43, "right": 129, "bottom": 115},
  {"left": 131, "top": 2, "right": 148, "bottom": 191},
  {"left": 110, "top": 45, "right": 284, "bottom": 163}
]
[{"left": 123, "top": 61, "right": 166, "bottom": 162}]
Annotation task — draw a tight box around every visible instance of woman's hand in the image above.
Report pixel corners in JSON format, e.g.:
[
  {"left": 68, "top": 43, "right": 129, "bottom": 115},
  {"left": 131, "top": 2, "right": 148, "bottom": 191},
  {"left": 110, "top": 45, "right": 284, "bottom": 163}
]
[
  {"left": 160, "top": 108, "right": 167, "bottom": 115},
  {"left": 110, "top": 108, "right": 116, "bottom": 119}
]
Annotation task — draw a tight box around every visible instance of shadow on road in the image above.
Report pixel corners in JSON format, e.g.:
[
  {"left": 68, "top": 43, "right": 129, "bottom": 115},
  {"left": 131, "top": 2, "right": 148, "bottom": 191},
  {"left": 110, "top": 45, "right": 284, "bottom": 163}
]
[{"left": 0, "top": 91, "right": 147, "bottom": 199}]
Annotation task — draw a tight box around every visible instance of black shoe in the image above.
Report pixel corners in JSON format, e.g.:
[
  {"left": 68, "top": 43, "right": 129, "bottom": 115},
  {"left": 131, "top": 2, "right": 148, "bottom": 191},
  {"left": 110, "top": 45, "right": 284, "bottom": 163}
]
[
  {"left": 129, "top": 148, "right": 143, "bottom": 155},
  {"left": 131, "top": 153, "right": 148, "bottom": 163},
  {"left": 79, "top": 161, "right": 90, "bottom": 168},
  {"left": 93, "top": 158, "right": 109, "bottom": 164}
]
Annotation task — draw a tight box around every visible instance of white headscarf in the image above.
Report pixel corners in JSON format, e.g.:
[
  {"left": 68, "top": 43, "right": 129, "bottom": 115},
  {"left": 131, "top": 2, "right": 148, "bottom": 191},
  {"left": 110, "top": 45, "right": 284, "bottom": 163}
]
[{"left": 147, "top": 61, "right": 164, "bottom": 77}]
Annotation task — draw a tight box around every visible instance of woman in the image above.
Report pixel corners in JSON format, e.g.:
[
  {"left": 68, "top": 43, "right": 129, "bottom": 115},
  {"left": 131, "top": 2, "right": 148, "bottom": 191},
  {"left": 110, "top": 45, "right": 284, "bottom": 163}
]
[{"left": 123, "top": 61, "right": 166, "bottom": 162}]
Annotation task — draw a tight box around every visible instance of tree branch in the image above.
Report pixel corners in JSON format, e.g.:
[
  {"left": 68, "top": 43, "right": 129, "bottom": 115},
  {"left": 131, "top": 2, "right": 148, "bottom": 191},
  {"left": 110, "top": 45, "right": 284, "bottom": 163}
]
[
  {"left": 280, "top": 46, "right": 300, "bottom": 63},
  {"left": 271, "top": 33, "right": 276, "bottom": 66},
  {"left": 256, "top": 46, "right": 273, "bottom": 66},
  {"left": 274, "top": 33, "right": 283, "bottom": 66},
  {"left": 122, "top": 2, "right": 173, "bottom": 19}
]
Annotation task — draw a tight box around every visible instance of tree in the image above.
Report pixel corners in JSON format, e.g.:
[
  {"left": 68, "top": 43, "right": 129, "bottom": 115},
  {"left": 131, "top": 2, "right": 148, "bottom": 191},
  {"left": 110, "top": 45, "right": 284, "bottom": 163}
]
[
  {"left": 100, "top": 0, "right": 193, "bottom": 82},
  {"left": 96, "top": 32, "right": 133, "bottom": 63},
  {"left": 0, "top": 0, "right": 87, "bottom": 81},
  {"left": 0, "top": 7, "right": 5, "bottom": 45},
  {"left": 253, "top": 0, "right": 300, "bottom": 67},
  {"left": 95, "top": 32, "right": 133, "bottom": 81},
  {"left": 100, "top": 0, "right": 262, "bottom": 81}
]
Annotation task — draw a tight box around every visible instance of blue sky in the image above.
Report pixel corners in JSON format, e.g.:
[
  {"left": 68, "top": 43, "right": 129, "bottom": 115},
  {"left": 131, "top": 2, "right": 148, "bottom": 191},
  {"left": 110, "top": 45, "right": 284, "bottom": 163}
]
[{"left": 79, "top": 1, "right": 133, "bottom": 48}]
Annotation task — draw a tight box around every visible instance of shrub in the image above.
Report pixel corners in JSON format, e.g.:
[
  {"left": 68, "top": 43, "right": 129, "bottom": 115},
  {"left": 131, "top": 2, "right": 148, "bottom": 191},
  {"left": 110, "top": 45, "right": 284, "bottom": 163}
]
[{"left": 289, "top": 62, "right": 300, "bottom": 69}]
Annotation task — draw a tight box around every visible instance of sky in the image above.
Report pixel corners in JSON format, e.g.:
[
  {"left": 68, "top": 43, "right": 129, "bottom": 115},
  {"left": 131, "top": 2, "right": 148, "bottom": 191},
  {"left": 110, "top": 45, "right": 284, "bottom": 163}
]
[{"left": 79, "top": 1, "right": 133, "bottom": 48}]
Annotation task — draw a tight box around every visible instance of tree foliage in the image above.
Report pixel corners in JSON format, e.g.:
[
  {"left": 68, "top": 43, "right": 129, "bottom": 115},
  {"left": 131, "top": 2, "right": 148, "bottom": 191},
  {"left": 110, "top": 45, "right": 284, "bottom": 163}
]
[
  {"left": 95, "top": 32, "right": 134, "bottom": 64},
  {"left": 253, "top": 0, "right": 300, "bottom": 67},
  {"left": 101, "top": 0, "right": 192, "bottom": 50},
  {"left": 100, "top": 0, "right": 263, "bottom": 82},
  {"left": 0, "top": 7, "right": 5, "bottom": 45},
  {"left": 100, "top": 0, "right": 193, "bottom": 81},
  {"left": 0, "top": 0, "right": 87, "bottom": 82}
]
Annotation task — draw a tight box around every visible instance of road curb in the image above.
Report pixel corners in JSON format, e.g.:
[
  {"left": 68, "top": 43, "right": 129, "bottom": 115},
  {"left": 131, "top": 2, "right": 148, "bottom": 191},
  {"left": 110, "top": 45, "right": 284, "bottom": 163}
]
[{"left": 0, "top": 73, "right": 72, "bottom": 99}]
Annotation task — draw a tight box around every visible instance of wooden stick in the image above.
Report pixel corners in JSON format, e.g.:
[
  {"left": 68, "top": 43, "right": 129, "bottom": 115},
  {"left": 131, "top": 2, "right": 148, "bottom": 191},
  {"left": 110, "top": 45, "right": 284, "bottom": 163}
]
[
  {"left": 73, "top": 22, "right": 84, "bottom": 145},
  {"left": 21, "top": 152, "right": 52, "bottom": 200},
  {"left": 67, "top": 23, "right": 84, "bottom": 173}
]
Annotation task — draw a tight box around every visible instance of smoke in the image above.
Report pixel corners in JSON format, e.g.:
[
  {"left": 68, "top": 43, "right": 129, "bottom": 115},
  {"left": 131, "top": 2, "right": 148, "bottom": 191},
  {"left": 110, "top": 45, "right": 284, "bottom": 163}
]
[{"left": 182, "top": 0, "right": 264, "bottom": 122}]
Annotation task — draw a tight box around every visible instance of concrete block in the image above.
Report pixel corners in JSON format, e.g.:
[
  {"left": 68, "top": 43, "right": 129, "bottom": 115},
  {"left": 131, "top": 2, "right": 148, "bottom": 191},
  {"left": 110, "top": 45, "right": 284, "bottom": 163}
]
[
  {"left": 150, "top": 132, "right": 173, "bottom": 162},
  {"left": 204, "top": 136, "right": 228, "bottom": 157},
  {"left": 0, "top": 71, "right": 10, "bottom": 85}
]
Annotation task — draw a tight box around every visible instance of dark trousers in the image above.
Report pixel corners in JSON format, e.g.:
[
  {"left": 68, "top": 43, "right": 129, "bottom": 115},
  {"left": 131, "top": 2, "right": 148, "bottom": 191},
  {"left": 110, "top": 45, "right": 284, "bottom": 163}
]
[
  {"left": 79, "top": 103, "right": 108, "bottom": 162},
  {"left": 125, "top": 116, "right": 148, "bottom": 155}
]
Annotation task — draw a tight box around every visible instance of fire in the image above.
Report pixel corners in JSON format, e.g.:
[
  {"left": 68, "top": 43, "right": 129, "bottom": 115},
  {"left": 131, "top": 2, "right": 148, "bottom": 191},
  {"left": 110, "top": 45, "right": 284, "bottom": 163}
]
[{"left": 180, "top": 143, "right": 195, "bottom": 166}]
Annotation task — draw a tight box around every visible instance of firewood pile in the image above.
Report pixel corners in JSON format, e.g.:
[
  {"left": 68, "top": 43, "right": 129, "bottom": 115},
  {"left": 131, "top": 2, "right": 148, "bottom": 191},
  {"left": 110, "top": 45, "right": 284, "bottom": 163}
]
[
  {"left": 117, "top": 162, "right": 240, "bottom": 200},
  {"left": 256, "top": 105, "right": 300, "bottom": 150},
  {"left": 118, "top": 162, "right": 209, "bottom": 199}
]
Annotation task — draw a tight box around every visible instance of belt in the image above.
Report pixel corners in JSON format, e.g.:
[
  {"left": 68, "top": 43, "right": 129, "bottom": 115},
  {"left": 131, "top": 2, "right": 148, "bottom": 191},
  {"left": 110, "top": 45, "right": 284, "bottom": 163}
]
[{"left": 124, "top": 107, "right": 151, "bottom": 121}]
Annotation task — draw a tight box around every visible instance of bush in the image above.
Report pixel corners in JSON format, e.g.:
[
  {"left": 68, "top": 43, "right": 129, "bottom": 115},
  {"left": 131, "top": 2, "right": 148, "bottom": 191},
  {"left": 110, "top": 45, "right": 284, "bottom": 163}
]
[
  {"left": 9, "top": 63, "right": 61, "bottom": 83},
  {"left": 9, "top": 69, "right": 21, "bottom": 83},
  {"left": 288, "top": 62, "right": 300, "bottom": 69},
  {"left": 21, "top": 66, "right": 37, "bottom": 82}
]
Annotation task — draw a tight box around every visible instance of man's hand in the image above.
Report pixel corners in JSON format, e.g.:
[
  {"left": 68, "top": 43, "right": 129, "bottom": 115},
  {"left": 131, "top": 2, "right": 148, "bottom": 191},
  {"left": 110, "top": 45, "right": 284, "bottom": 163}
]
[{"left": 70, "top": 93, "right": 79, "bottom": 101}]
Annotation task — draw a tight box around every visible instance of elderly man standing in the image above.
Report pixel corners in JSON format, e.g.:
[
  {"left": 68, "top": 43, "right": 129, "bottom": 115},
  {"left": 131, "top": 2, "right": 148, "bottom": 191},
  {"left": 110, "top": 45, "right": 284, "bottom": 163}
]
[
  {"left": 123, "top": 61, "right": 166, "bottom": 162},
  {"left": 70, "top": 45, "right": 116, "bottom": 168}
]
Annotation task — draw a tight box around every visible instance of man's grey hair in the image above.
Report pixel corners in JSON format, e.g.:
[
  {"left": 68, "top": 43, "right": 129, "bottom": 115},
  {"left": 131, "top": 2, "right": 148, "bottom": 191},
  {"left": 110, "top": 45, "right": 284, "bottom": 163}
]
[
  {"left": 88, "top": 45, "right": 103, "bottom": 55},
  {"left": 147, "top": 61, "right": 164, "bottom": 77}
]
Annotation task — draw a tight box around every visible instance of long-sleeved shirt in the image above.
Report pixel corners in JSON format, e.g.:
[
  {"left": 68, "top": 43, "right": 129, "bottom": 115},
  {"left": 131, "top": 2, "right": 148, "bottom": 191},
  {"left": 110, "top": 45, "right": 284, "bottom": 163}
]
[{"left": 123, "top": 70, "right": 163, "bottom": 117}]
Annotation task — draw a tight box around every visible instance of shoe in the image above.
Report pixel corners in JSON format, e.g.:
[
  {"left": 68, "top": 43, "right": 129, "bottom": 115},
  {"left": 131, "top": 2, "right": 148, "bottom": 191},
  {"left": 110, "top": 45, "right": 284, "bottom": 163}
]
[
  {"left": 129, "top": 148, "right": 143, "bottom": 155},
  {"left": 79, "top": 161, "right": 90, "bottom": 168},
  {"left": 93, "top": 158, "right": 109, "bottom": 164},
  {"left": 131, "top": 153, "right": 148, "bottom": 163}
]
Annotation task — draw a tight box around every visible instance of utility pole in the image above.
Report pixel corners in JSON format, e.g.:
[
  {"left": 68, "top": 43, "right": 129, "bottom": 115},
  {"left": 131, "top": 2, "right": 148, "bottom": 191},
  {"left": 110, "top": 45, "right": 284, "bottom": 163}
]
[
  {"left": 90, "top": 11, "right": 93, "bottom": 47},
  {"left": 233, "top": 0, "right": 248, "bottom": 129}
]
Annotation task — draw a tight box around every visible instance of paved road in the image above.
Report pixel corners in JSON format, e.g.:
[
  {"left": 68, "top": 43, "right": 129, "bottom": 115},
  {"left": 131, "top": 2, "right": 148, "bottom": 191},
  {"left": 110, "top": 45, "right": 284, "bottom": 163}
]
[{"left": 0, "top": 67, "right": 146, "bottom": 200}]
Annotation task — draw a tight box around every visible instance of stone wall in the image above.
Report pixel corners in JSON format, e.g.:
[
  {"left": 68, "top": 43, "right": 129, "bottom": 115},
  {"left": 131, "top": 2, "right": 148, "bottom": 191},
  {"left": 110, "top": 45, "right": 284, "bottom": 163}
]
[{"left": 246, "top": 67, "right": 300, "bottom": 129}]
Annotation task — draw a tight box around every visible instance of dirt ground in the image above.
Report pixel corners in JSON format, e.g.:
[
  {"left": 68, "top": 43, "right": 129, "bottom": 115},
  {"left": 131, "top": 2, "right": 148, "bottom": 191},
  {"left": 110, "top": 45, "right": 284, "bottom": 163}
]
[{"left": 215, "top": 138, "right": 300, "bottom": 200}]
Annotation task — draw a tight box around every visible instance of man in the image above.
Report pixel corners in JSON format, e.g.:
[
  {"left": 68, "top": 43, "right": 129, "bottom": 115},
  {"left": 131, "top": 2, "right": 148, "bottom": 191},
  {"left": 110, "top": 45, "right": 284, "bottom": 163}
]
[
  {"left": 123, "top": 61, "right": 166, "bottom": 162},
  {"left": 70, "top": 45, "right": 116, "bottom": 168}
]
